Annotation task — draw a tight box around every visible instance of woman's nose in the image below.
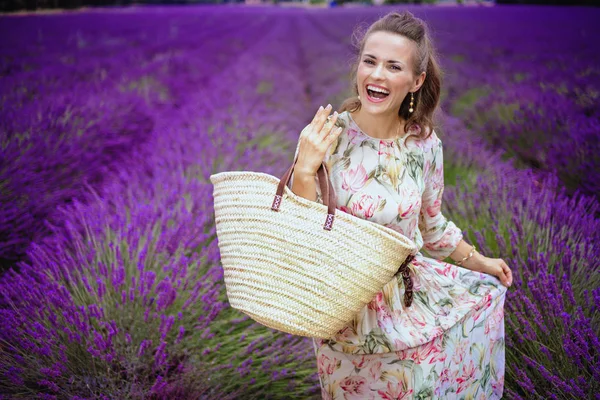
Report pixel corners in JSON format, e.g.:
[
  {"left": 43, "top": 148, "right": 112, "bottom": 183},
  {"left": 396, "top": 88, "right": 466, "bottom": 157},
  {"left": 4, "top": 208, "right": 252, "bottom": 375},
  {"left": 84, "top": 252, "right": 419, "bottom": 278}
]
[{"left": 371, "top": 63, "right": 385, "bottom": 79}]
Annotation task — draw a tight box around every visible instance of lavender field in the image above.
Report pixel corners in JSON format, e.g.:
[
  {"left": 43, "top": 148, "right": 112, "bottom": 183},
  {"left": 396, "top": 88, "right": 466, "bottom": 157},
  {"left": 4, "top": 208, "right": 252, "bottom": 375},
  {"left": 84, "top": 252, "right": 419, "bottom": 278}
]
[{"left": 1, "top": 4, "right": 599, "bottom": 399}]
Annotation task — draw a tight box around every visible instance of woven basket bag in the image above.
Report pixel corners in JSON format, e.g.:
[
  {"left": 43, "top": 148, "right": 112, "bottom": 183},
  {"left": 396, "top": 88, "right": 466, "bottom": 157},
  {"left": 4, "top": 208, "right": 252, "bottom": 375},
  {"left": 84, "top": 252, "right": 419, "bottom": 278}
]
[{"left": 209, "top": 157, "right": 418, "bottom": 339}]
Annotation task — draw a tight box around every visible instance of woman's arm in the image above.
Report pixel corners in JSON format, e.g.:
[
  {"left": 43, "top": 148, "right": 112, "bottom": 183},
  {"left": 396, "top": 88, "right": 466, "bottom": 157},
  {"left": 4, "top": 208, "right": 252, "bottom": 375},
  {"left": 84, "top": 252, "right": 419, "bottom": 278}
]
[
  {"left": 449, "top": 239, "right": 513, "bottom": 287},
  {"left": 291, "top": 171, "right": 318, "bottom": 202},
  {"left": 290, "top": 137, "right": 322, "bottom": 203},
  {"left": 419, "top": 134, "right": 513, "bottom": 287},
  {"left": 418, "top": 136, "right": 463, "bottom": 260}
]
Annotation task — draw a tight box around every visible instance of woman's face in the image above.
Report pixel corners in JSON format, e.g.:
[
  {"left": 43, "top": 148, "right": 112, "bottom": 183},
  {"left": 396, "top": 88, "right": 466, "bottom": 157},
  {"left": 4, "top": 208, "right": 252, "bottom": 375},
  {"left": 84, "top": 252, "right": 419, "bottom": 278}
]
[{"left": 356, "top": 31, "right": 426, "bottom": 118}]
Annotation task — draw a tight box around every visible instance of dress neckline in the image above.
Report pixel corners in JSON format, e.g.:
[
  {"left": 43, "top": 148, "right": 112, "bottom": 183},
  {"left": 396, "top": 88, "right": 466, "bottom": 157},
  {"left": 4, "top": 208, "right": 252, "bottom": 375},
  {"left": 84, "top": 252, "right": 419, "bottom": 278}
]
[{"left": 346, "top": 111, "right": 416, "bottom": 143}]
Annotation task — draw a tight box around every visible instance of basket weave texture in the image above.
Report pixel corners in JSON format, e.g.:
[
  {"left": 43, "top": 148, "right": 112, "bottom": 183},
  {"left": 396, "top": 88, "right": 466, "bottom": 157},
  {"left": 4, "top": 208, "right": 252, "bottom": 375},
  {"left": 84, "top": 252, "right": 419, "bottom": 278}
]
[{"left": 210, "top": 169, "right": 418, "bottom": 339}]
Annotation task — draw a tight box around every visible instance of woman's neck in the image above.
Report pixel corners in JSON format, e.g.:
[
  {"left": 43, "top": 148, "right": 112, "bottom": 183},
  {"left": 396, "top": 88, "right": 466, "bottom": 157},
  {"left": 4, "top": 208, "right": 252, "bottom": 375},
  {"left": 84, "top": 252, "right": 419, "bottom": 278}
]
[{"left": 350, "top": 109, "right": 406, "bottom": 140}]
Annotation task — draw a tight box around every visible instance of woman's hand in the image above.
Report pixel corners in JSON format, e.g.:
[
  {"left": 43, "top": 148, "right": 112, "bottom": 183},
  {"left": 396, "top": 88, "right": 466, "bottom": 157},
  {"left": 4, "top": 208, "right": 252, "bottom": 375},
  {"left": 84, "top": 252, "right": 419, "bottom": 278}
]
[
  {"left": 477, "top": 256, "right": 513, "bottom": 288},
  {"left": 295, "top": 104, "right": 343, "bottom": 176}
]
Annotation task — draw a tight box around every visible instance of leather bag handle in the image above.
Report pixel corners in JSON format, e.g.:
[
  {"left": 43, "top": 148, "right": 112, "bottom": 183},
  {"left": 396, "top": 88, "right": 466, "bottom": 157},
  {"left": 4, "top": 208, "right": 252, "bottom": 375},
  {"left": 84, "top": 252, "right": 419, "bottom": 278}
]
[{"left": 271, "top": 155, "right": 337, "bottom": 231}]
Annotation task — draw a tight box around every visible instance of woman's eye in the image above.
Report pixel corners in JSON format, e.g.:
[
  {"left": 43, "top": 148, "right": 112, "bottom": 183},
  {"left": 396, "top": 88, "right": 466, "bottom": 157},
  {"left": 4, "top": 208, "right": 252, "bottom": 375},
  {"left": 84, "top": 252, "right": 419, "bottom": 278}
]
[
  {"left": 391, "top": 65, "right": 401, "bottom": 71},
  {"left": 363, "top": 59, "right": 374, "bottom": 65}
]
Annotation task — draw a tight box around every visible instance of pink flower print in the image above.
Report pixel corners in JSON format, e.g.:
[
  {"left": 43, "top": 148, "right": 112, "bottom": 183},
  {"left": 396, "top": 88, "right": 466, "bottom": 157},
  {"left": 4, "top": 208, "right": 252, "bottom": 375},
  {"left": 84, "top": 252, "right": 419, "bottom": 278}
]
[
  {"left": 420, "top": 335, "right": 446, "bottom": 364},
  {"left": 406, "top": 308, "right": 427, "bottom": 328},
  {"left": 430, "top": 163, "right": 444, "bottom": 190},
  {"left": 424, "top": 229, "right": 456, "bottom": 253},
  {"left": 341, "top": 164, "right": 368, "bottom": 194},
  {"left": 351, "top": 194, "right": 383, "bottom": 220},
  {"left": 426, "top": 199, "right": 442, "bottom": 217},
  {"left": 385, "top": 223, "right": 405, "bottom": 236},
  {"left": 367, "top": 292, "right": 384, "bottom": 311},
  {"left": 352, "top": 355, "right": 371, "bottom": 370},
  {"left": 434, "top": 368, "right": 454, "bottom": 397},
  {"left": 451, "top": 338, "right": 469, "bottom": 365},
  {"left": 335, "top": 325, "right": 356, "bottom": 342},
  {"left": 397, "top": 334, "right": 444, "bottom": 364},
  {"left": 433, "top": 262, "right": 458, "bottom": 279},
  {"left": 472, "top": 293, "right": 493, "bottom": 323},
  {"left": 485, "top": 304, "right": 504, "bottom": 336},
  {"left": 393, "top": 338, "right": 411, "bottom": 352},
  {"left": 492, "top": 374, "right": 505, "bottom": 398},
  {"left": 317, "top": 354, "right": 339, "bottom": 376},
  {"left": 428, "top": 326, "right": 445, "bottom": 341},
  {"left": 404, "top": 218, "right": 417, "bottom": 240},
  {"left": 397, "top": 187, "right": 421, "bottom": 219},
  {"left": 377, "top": 381, "right": 413, "bottom": 400},
  {"left": 423, "top": 159, "right": 432, "bottom": 178},
  {"left": 416, "top": 131, "right": 436, "bottom": 153},
  {"left": 436, "top": 302, "right": 453, "bottom": 319},
  {"left": 378, "top": 141, "right": 395, "bottom": 162},
  {"left": 456, "top": 359, "right": 477, "bottom": 394},
  {"left": 368, "top": 360, "right": 383, "bottom": 382},
  {"left": 339, "top": 205, "right": 354, "bottom": 216},
  {"left": 407, "top": 266, "right": 422, "bottom": 292},
  {"left": 347, "top": 128, "right": 364, "bottom": 145},
  {"left": 377, "top": 306, "right": 395, "bottom": 334},
  {"left": 339, "top": 376, "right": 371, "bottom": 400}
]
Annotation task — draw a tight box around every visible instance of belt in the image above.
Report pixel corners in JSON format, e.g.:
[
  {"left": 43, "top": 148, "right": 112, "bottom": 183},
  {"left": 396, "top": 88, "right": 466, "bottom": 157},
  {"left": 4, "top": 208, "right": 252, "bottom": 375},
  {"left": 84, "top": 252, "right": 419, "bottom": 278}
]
[{"left": 394, "top": 254, "right": 415, "bottom": 307}]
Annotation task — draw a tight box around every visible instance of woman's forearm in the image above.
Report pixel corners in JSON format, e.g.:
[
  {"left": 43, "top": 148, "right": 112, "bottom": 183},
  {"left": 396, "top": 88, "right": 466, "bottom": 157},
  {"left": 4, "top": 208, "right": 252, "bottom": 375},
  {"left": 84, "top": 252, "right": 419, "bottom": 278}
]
[
  {"left": 291, "top": 171, "right": 318, "bottom": 202},
  {"left": 449, "top": 239, "right": 485, "bottom": 271}
]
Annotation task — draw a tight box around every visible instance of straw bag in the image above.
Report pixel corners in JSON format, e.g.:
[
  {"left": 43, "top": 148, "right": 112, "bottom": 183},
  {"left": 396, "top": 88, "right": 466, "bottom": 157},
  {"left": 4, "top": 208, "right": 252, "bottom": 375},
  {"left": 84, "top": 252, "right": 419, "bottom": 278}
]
[{"left": 209, "top": 157, "right": 418, "bottom": 339}]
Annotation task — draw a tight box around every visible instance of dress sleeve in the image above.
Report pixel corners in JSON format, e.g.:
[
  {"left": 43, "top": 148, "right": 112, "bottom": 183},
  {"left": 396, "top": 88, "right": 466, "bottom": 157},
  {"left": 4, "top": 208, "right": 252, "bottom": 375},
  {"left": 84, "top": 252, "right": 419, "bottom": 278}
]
[
  {"left": 418, "top": 134, "right": 463, "bottom": 260},
  {"left": 289, "top": 133, "right": 324, "bottom": 205}
]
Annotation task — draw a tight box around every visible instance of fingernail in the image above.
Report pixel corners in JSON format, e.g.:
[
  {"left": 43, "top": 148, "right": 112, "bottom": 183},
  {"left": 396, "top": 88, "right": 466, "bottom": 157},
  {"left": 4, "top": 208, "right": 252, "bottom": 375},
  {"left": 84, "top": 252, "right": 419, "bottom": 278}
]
[
  {"left": 319, "top": 106, "right": 323, "bottom": 111},
  {"left": 327, "top": 104, "right": 332, "bottom": 109},
  {"left": 333, "top": 111, "right": 338, "bottom": 117}
]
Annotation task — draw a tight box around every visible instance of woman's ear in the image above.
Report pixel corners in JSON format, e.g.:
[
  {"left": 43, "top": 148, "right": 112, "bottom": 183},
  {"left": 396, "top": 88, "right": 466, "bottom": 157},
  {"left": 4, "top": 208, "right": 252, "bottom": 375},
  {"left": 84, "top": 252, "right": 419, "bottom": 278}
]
[{"left": 412, "top": 71, "right": 426, "bottom": 92}]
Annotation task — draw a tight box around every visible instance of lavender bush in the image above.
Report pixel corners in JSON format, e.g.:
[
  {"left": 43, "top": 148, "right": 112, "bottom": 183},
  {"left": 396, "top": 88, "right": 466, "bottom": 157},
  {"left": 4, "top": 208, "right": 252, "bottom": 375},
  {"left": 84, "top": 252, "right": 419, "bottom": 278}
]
[
  {"left": 0, "top": 7, "right": 277, "bottom": 271},
  {"left": 1, "top": 5, "right": 598, "bottom": 400},
  {"left": 439, "top": 113, "right": 600, "bottom": 399},
  {"left": 441, "top": 6, "right": 600, "bottom": 199}
]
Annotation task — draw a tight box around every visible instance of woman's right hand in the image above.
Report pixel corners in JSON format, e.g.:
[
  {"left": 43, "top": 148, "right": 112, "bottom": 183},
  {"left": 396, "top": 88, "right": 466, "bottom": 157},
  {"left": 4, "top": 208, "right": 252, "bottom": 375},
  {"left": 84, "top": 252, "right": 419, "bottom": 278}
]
[{"left": 295, "top": 104, "right": 343, "bottom": 176}]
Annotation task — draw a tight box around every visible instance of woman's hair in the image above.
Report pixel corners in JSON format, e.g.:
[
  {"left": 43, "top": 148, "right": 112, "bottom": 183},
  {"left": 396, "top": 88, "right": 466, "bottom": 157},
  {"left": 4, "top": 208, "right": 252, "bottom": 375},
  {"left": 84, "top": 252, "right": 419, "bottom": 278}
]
[{"left": 339, "top": 11, "right": 442, "bottom": 140}]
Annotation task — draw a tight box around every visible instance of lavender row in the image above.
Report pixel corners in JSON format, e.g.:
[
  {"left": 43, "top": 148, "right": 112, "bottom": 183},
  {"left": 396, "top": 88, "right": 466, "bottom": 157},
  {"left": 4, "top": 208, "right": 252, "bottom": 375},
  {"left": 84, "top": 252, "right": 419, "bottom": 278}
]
[
  {"left": 439, "top": 111, "right": 600, "bottom": 399},
  {"left": 0, "top": 8, "right": 276, "bottom": 270},
  {"left": 439, "top": 6, "right": 600, "bottom": 199}
]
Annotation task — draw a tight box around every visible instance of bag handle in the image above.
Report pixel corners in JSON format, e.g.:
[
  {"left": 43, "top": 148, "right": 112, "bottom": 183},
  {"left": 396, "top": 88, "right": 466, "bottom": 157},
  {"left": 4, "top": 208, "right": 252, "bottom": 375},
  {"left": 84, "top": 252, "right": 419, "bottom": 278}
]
[{"left": 272, "top": 156, "right": 337, "bottom": 231}]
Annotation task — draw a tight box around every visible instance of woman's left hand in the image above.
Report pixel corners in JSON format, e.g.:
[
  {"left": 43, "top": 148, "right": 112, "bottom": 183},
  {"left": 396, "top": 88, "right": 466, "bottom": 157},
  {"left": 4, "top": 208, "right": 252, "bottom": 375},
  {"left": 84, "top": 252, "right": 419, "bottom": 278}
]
[{"left": 477, "top": 256, "right": 513, "bottom": 287}]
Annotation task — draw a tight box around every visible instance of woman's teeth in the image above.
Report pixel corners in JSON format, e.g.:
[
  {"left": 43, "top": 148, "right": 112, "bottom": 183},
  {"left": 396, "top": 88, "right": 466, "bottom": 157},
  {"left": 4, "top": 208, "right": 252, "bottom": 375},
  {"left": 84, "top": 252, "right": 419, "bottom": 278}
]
[
  {"left": 367, "top": 85, "right": 390, "bottom": 95},
  {"left": 366, "top": 85, "right": 390, "bottom": 101}
]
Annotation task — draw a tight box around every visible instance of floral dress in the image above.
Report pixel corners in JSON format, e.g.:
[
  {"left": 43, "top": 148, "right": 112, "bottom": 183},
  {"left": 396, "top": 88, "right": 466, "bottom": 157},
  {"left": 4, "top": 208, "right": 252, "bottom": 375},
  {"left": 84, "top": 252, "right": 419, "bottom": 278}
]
[{"left": 292, "top": 111, "right": 507, "bottom": 399}]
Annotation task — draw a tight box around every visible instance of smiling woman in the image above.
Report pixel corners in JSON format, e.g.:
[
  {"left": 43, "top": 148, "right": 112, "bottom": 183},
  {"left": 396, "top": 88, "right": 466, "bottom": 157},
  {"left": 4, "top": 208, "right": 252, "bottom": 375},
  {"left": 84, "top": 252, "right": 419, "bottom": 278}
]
[
  {"left": 353, "top": 31, "right": 427, "bottom": 139},
  {"left": 300, "top": 11, "right": 511, "bottom": 400}
]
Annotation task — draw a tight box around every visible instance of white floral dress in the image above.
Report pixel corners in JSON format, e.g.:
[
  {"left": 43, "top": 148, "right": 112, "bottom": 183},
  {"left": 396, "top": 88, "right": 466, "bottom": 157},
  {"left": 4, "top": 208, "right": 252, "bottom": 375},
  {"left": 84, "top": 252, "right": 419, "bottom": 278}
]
[{"left": 292, "top": 111, "right": 507, "bottom": 399}]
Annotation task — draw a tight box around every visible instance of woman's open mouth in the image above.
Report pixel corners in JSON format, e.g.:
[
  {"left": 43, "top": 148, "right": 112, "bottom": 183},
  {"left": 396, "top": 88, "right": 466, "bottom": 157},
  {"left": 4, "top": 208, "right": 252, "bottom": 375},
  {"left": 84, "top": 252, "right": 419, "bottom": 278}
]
[{"left": 365, "top": 84, "right": 390, "bottom": 103}]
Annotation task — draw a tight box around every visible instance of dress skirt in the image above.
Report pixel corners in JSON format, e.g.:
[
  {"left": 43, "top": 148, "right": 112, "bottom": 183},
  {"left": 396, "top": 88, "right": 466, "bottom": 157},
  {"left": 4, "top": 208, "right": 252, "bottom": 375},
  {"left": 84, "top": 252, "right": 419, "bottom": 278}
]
[{"left": 312, "top": 264, "right": 507, "bottom": 400}]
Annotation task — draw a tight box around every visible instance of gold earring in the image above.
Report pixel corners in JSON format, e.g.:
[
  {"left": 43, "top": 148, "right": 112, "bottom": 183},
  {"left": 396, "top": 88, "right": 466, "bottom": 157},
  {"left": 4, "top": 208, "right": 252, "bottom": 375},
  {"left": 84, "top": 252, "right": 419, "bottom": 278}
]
[
  {"left": 357, "top": 95, "right": 361, "bottom": 100},
  {"left": 409, "top": 92, "right": 414, "bottom": 113}
]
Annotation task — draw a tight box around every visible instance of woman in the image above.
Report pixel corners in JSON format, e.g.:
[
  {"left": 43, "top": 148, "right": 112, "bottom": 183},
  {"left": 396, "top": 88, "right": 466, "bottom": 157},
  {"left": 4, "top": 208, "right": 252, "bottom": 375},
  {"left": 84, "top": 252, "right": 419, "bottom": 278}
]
[{"left": 291, "top": 11, "right": 513, "bottom": 400}]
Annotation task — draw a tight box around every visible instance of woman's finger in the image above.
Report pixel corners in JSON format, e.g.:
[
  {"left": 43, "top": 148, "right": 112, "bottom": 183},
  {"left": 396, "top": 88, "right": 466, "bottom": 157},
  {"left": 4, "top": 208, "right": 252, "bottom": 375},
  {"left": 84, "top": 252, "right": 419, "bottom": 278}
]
[
  {"left": 503, "top": 262, "right": 513, "bottom": 286},
  {"left": 310, "top": 105, "right": 325, "bottom": 128},
  {"left": 314, "top": 104, "right": 333, "bottom": 133},
  {"left": 328, "top": 126, "right": 343, "bottom": 143},
  {"left": 497, "top": 268, "right": 509, "bottom": 287},
  {"left": 496, "top": 260, "right": 513, "bottom": 287},
  {"left": 322, "top": 111, "right": 339, "bottom": 137}
]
